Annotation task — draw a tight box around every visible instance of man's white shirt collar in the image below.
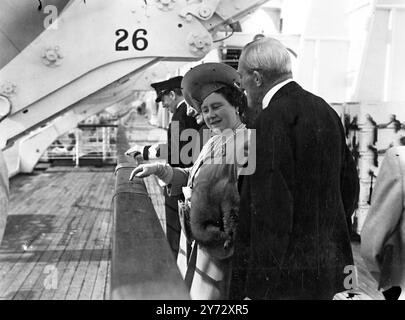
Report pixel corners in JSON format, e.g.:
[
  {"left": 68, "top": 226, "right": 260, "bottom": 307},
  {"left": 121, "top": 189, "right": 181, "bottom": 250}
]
[
  {"left": 176, "top": 99, "right": 185, "bottom": 110},
  {"left": 262, "top": 79, "right": 293, "bottom": 110}
]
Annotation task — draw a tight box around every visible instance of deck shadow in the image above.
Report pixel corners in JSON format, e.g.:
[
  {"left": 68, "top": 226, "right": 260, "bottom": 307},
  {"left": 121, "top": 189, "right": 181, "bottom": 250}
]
[{"left": 0, "top": 214, "right": 55, "bottom": 251}]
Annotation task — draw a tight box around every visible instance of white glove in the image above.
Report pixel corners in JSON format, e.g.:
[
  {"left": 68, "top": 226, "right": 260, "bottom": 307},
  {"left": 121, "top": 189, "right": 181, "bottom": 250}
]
[
  {"left": 125, "top": 144, "right": 160, "bottom": 160},
  {"left": 129, "top": 163, "right": 173, "bottom": 184},
  {"left": 129, "top": 163, "right": 158, "bottom": 180},
  {"left": 125, "top": 145, "right": 144, "bottom": 158}
]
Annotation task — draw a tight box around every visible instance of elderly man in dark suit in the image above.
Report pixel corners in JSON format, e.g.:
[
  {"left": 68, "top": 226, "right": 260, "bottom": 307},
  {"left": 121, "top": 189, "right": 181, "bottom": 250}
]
[{"left": 230, "top": 37, "right": 359, "bottom": 300}]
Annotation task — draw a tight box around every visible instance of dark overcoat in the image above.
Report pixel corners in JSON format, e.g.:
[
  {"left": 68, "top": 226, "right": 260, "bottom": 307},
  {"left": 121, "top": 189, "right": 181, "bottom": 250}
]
[
  {"left": 231, "top": 81, "right": 359, "bottom": 300},
  {"left": 167, "top": 102, "right": 200, "bottom": 168},
  {"left": 165, "top": 101, "right": 201, "bottom": 259}
]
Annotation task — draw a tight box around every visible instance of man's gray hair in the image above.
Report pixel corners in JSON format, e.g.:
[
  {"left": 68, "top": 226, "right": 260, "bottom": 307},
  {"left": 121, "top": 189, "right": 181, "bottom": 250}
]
[{"left": 240, "top": 37, "right": 292, "bottom": 79}]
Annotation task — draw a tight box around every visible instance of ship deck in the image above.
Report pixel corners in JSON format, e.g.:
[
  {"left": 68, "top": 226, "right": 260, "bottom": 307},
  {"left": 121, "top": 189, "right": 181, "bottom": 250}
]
[
  {"left": 0, "top": 167, "right": 114, "bottom": 300},
  {"left": 0, "top": 119, "right": 385, "bottom": 300}
]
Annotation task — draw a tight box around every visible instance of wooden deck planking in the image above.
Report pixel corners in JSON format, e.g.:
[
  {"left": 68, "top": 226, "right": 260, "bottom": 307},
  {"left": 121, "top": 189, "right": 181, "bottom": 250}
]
[
  {"left": 71, "top": 181, "right": 113, "bottom": 300},
  {"left": 0, "top": 172, "right": 84, "bottom": 299},
  {"left": 62, "top": 211, "right": 102, "bottom": 300},
  {"left": 56, "top": 176, "right": 107, "bottom": 299},
  {"left": 45, "top": 215, "right": 94, "bottom": 300},
  {"left": 46, "top": 172, "right": 113, "bottom": 300},
  {"left": 17, "top": 172, "right": 100, "bottom": 300},
  {"left": 67, "top": 172, "right": 112, "bottom": 300},
  {"left": 76, "top": 215, "right": 111, "bottom": 299},
  {"left": 15, "top": 172, "right": 95, "bottom": 300},
  {"left": 0, "top": 173, "right": 69, "bottom": 260},
  {"left": 46, "top": 171, "right": 113, "bottom": 300},
  {"left": 90, "top": 217, "right": 112, "bottom": 300},
  {"left": 104, "top": 252, "right": 111, "bottom": 300},
  {"left": 0, "top": 169, "right": 114, "bottom": 300},
  {"left": 89, "top": 188, "right": 113, "bottom": 300}
]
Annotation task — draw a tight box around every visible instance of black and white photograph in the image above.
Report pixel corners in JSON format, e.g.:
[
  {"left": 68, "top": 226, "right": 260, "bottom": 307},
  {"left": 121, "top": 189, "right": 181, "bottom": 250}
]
[{"left": 0, "top": 0, "right": 404, "bottom": 305}]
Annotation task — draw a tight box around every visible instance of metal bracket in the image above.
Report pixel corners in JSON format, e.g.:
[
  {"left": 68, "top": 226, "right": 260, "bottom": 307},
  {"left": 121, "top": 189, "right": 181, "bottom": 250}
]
[{"left": 180, "top": 0, "right": 220, "bottom": 21}]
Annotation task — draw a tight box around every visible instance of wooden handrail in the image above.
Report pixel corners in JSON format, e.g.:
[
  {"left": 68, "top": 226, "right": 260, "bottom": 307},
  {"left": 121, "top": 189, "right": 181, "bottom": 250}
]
[{"left": 111, "top": 125, "right": 190, "bottom": 300}]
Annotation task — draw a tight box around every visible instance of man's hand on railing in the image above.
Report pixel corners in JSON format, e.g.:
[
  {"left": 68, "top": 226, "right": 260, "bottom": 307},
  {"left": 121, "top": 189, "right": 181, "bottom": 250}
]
[
  {"left": 129, "top": 163, "right": 173, "bottom": 185},
  {"left": 125, "top": 144, "right": 160, "bottom": 160},
  {"left": 125, "top": 145, "right": 143, "bottom": 158}
]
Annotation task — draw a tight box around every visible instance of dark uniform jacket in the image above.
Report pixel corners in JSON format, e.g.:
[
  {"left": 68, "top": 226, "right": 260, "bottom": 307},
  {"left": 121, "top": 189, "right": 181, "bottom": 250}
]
[
  {"left": 231, "top": 81, "right": 359, "bottom": 300},
  {"left": 164, "top": 101, "right": 201, "bottom": 259},
  {"left": 167, "top": 101, "right": 201, "bottom": 168}
]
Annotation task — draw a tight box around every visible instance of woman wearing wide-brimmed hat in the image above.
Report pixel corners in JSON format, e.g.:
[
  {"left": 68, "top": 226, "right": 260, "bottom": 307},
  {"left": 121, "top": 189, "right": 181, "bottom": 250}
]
[{"left": 129, "top": 63, "right": 251, "bottom": 299}]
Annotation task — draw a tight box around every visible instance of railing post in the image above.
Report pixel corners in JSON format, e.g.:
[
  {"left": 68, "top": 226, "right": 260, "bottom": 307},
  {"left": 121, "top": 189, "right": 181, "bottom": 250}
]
[
  {"left": 75, "top": 128, "right": 80, "bottom": 167},
  {"left": 102, "top": 127, "right": 107, "bottom": 162}
]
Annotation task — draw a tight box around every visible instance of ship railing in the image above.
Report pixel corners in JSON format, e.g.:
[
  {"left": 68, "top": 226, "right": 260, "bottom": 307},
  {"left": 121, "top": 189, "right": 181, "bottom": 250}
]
[
  {"left": 40, "top": 124, "right": 118, "bottom": 166},
  {"left": 111, "top": 125, "right": 189, "bottom": 300}
]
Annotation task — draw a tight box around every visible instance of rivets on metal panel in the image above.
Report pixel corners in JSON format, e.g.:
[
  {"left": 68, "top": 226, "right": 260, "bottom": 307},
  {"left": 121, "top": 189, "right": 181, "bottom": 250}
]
[
  {"left": 42, "top": 46, "right": 63, "bottom": 67},
  {"left": 0, "top": 82, "right": 17, "bottom": 97},
  {"left": 199, "top": 6, "right": 212, "bottom": 19},
  {"left": 187, "top": 32, "right": 212, "bottom": 56},
  {"left": 185, "top": 14, "right": 193, "bottom": 22},
  {"left": 155, "top": 0, "right": 176, "bottom": 11}
]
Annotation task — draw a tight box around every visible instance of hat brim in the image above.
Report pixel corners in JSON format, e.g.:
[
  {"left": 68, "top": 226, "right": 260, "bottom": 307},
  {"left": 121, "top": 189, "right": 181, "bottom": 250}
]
[
  {"left": 181, "top": 63, "right": 241, "bottom": 113},
  {"left": 155, "top": 94, "right": 162, "bottom": 103},
  {"left": 155, "top": 90, "right": 171, "bottom": 103}
]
